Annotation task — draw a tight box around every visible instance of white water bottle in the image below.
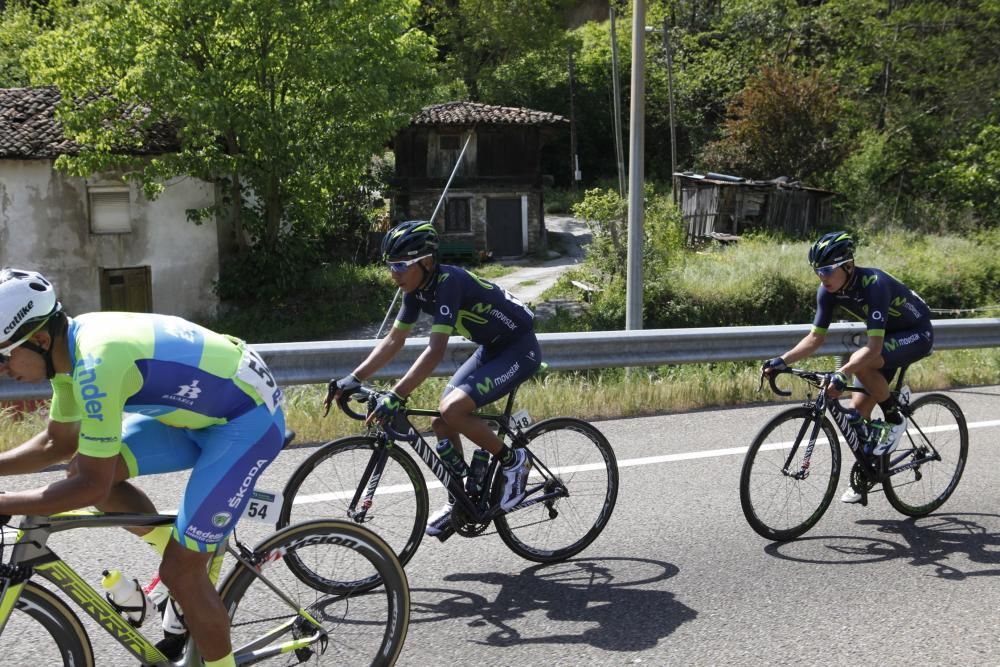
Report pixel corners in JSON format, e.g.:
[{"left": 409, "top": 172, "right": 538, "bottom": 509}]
[
  {"left": 162, "top": 597, "right": 187, "bottom": 635},
  {"left": 101, "top": 569, "right": 152, "bottom": 627}
]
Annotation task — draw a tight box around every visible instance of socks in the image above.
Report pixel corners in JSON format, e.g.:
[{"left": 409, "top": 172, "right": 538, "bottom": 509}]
[
  {"left": 204, "top": 655, "right": 236, "bottom": 667},
  {"left": 141, "top": 525, "right": 172, "bottom": 556}
]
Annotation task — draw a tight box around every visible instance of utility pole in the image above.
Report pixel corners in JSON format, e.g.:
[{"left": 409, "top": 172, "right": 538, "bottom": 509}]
[
  {"left": 663, "top": 17, "right": 678, "bottom": 179},
  {"left": 610, "top": 7, "right": 626, "bottom": 198},
  {"left": 568, "top": 46, "right": 581, "bottom": 190},
  {"left": 626, "top": 0, "right": 646, "bottom": 332}
]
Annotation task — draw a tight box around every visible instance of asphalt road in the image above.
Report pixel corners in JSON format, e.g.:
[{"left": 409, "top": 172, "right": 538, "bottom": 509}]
[{"left": 3, "top": 384, "right": 999, "bottom": 666}]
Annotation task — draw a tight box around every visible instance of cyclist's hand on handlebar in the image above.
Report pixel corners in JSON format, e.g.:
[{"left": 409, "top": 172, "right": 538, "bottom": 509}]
[
  {"left": 323, "top": 373, "right": 362, "bottom": 416},
  {"left": 825, "top": 371, "right": 848, "bottom": 397},
  {"left": 366, "top": 390, "right": 406, "bottom": 427},
  {"left": 761, "top": 356, "right": 788, "bottom": 376}
]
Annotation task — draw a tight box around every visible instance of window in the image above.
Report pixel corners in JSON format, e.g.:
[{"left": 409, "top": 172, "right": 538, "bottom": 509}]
[
  {"left": 444, "top": 198, "right": 471, "bottom": 233},
  {"left": 88, "top": 186, "right": 132, "bottom": 234}
]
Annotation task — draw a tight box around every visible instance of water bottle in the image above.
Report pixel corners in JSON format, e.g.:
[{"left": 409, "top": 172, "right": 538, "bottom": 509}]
[
  {"left": 865, "top": 419, "right": 890, "bottom": 456},
  {"left": 101, "top": 569, "right": 152, "bottom": 627},
  {"left": 436, "top": 439, "right": 468, "bottom": 478},
  {"left": 465, "top": 448, "right": 490, "bottom": 499}
]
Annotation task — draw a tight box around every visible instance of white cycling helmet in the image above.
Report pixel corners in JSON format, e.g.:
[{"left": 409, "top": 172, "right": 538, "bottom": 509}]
[{"left": 0, "top": 268, "right": 61, "bottom": 352}]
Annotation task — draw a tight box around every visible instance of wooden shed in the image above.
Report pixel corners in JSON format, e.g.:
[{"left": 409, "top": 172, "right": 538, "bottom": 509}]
[
  {"left": 673, "top": 172, "right": 836, "bottom": 244},
  {"left": 391, "top": 102, "right": 568, "bottom": 259}
]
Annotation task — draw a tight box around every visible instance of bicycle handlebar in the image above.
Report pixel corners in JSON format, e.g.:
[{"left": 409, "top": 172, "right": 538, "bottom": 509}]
[
  {"left": 759, "top": 367, "right": 870, "bottom": 397},
  {"left": 334, "top": 385, "right": 416, "bottom": 441}
]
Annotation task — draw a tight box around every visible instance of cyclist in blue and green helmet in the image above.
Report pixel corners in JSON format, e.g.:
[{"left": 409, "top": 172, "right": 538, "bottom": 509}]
[
  {"left": 762, "top": 231, "right": 934, "bottom": 503},
  {"left": 331, "top": 220, "right": 541, "bottom": 536}
]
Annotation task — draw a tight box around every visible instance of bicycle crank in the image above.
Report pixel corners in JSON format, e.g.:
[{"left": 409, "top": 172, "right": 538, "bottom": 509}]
[{"left": 849, "top": 461, "right": 878, "bottom": 506}]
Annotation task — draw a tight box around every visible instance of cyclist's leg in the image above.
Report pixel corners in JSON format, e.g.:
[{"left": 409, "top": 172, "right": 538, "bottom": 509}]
[
  {"left": 161, "top": 403, "right": 286, "bottom": 663},
  {"left": 64, "top": 413, "right": 202, "bottom": 538},
  {"left": 439, "top": 335, "right": 542, "bottom": 455},
  {"left": 432, "top": 346, "right": 486, "bottom": 456}
]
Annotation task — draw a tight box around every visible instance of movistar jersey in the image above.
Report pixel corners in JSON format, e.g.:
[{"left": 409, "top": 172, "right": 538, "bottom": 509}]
[
  {"left": 812, "top": 267, "right": 932, "bottom": 339},
  {"left": 49, "top": 312, "right": 282, "bottom": 458},
  {"left": 394, "top": 265, "right": 535, "bottom": 345}
]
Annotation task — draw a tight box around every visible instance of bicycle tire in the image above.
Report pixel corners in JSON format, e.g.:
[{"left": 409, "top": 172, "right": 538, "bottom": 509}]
[
  {"left": 278, "top": 436, "right": 428, "bottom": 592},
  {"left": 3, "top": 581, "right": 94, "bottom": 666},
  {"left": 493, "top": 417, "right": 618, "bottom": 563},
  {"left": 884, "top": 393, "right": 968, "bottom": 517},
  {"left": 220, "top": 519, "right": 410, "bottom": 667},
  {"left": 740, "top": 406, "right": 841, "bottom": 541}
]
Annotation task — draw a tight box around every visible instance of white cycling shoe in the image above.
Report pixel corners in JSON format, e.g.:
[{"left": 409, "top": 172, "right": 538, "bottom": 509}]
[{"left": 840, "top": 488, "right": 863, "bottom": 504}]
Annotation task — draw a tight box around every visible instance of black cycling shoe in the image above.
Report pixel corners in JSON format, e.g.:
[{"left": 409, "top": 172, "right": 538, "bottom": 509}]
[{"left": 154, "top": 631, "right": 188, "bottom": 661}]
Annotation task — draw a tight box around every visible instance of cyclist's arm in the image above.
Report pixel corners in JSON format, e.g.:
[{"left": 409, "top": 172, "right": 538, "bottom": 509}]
[
  {"left": 838, "top": 334, "right": 884, "bottom": 376},
  {"left": 778, "top": 330, "right": 826, "bottom": 366},
  {"left": 392, "top": 331, "right": 448, "bottom": 398},
  {"left": 0, "top": 451, "right": 117, "bottom": 515},
  {"left": 0, "top": 420, "right": 80, "bottom": 476},
  {"left": 353, "top": 325, "right": 409, "bottom": 381}
]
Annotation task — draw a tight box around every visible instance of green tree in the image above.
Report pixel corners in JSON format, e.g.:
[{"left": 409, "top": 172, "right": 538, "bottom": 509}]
[
  {"left": 420, "top": 0, "right": 571, "bottom": 100},
  {"left": 0, "top": 1, "right": 43, "bottom": 87},
  {"left": 26, "top": 0, "right": 435, "bottom": 292},
  {"left": 700, "top": 61, "right": 843, "bottom": 181}
]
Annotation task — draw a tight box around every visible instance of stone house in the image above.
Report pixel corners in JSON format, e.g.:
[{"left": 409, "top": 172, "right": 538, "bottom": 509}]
[
  {"left": 0, "top": 86, "right": 226, "bottom": 319},
  {"left": 390, "top": 101, "right": 568, "bottom": 259}
]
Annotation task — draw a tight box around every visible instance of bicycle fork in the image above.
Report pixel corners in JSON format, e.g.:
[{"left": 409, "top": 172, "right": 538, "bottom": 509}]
[
  {"left": 783, "top": 413, "right": 824, "bottom": 480},
  {"left": 347, "top": 444, "right": 391, "bottom": 524}
]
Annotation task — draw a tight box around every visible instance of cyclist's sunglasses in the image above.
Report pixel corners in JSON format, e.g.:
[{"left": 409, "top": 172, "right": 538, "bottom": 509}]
[
  {"left": 814, "top": 259, "right": 851, "bottom": 277},
  {"left": 386, "top": 254, "right": 432, "bottom": 273}
]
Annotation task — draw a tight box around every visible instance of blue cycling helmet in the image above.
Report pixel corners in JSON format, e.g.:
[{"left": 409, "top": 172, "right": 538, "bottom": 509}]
[
  {"left": 380, "top": 220, "right": 439, "bottom": 262},
  {"left": 808, "top": 231, "right": 855, "bottom": 268}
]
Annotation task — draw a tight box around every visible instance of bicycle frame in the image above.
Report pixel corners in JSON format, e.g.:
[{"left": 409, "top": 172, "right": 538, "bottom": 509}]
[
  {"left": 348, "top": 387, "right": 567, "bottom": 531},
  {"left": 0, "top": 512, "right": 327, "bottom": 666},
  {"left": 785, "top": 368, "right": 941, "bottom": 489}
]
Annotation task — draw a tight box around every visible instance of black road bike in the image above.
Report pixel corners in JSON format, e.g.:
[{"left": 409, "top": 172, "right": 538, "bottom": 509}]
[
  {"left": 276, "top": 379, "right": 618, "bottom": 590},
  {"left": 739, "top": 366, "right": 968, "bottom": 541}
]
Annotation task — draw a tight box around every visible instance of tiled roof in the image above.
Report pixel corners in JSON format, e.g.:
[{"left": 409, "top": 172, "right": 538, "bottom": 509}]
[
  {"left": 0, "top": 86, "right": 179, "bottom": 159},
  {"left": 412, "top": 101, "right": 568, "bottom": 127}
]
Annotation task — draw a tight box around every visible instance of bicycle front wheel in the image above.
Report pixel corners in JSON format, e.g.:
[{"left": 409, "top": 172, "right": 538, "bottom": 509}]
[
  {"left": 2, "top": 581, "right": 94, "bottom": 666},
  {"left": 279, "top": 436, "right": 428, "bottom": 590},
  {"left": 221, "top": 520, "right": 410, "bottom": 667},
  {"left": 740, "top": 407, "right": 841, "bottom": 541},
  {"left": 884, "top": 393, "right": 968, "bottom": 517},
  {"left": 493, "top": 417, "right": 618, "bottom": 563}
]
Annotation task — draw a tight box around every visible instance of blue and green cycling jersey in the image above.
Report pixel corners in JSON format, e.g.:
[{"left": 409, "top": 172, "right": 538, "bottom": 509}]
[
  {"left": 394, "top": 265, "right": 535, "bottom": 344},
  {"left": 50, "top": 312, "right": 283, "bottom": 459},
  {"left": 812, "top": 266, "right": 932, "bottom": 339}
]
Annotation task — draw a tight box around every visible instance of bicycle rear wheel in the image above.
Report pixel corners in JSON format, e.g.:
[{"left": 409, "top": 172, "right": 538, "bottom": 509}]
[
  {"left": 220, "top": 520, "right": 410, "bottom": 667},
  {"left": 2, "top": 581, "right": 94, "bottom": 666},
  {"left": 884, "top": 393, "right": 968, "bottom": 517},
  {"left": 740, "top": 407, "right": 841, "bottom": 541},
  {"left": 493, "top": 417, "right": 618, "bottom": 563},
  {"left": 279, "top": 436, "right": 427, "bottom": 591}
]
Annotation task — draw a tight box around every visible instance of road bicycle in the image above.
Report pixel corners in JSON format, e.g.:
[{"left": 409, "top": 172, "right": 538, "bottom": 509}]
[
  {"left": 739, "top": 366, "right": 968, "bottom": 541},
  {"left": 0, "top": 511, "right": 409, "bottom": 666},
  {"left": 276, "top": 378, "right": 618, "bottom": 590}
]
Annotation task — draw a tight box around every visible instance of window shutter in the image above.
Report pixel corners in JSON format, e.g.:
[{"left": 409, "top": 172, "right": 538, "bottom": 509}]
[{"left": 89, "top": 189, "right": 131, "bottom": 233}]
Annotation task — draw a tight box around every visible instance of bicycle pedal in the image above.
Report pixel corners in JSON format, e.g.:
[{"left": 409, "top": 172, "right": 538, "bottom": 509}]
[{"left": 435, "top": 525, "right": 455, "bottom": 542}]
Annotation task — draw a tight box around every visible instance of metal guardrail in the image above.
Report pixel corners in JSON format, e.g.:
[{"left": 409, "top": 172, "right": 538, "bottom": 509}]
[{"left": 2, "top": 318, "right": 999, "bottom": 401}]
